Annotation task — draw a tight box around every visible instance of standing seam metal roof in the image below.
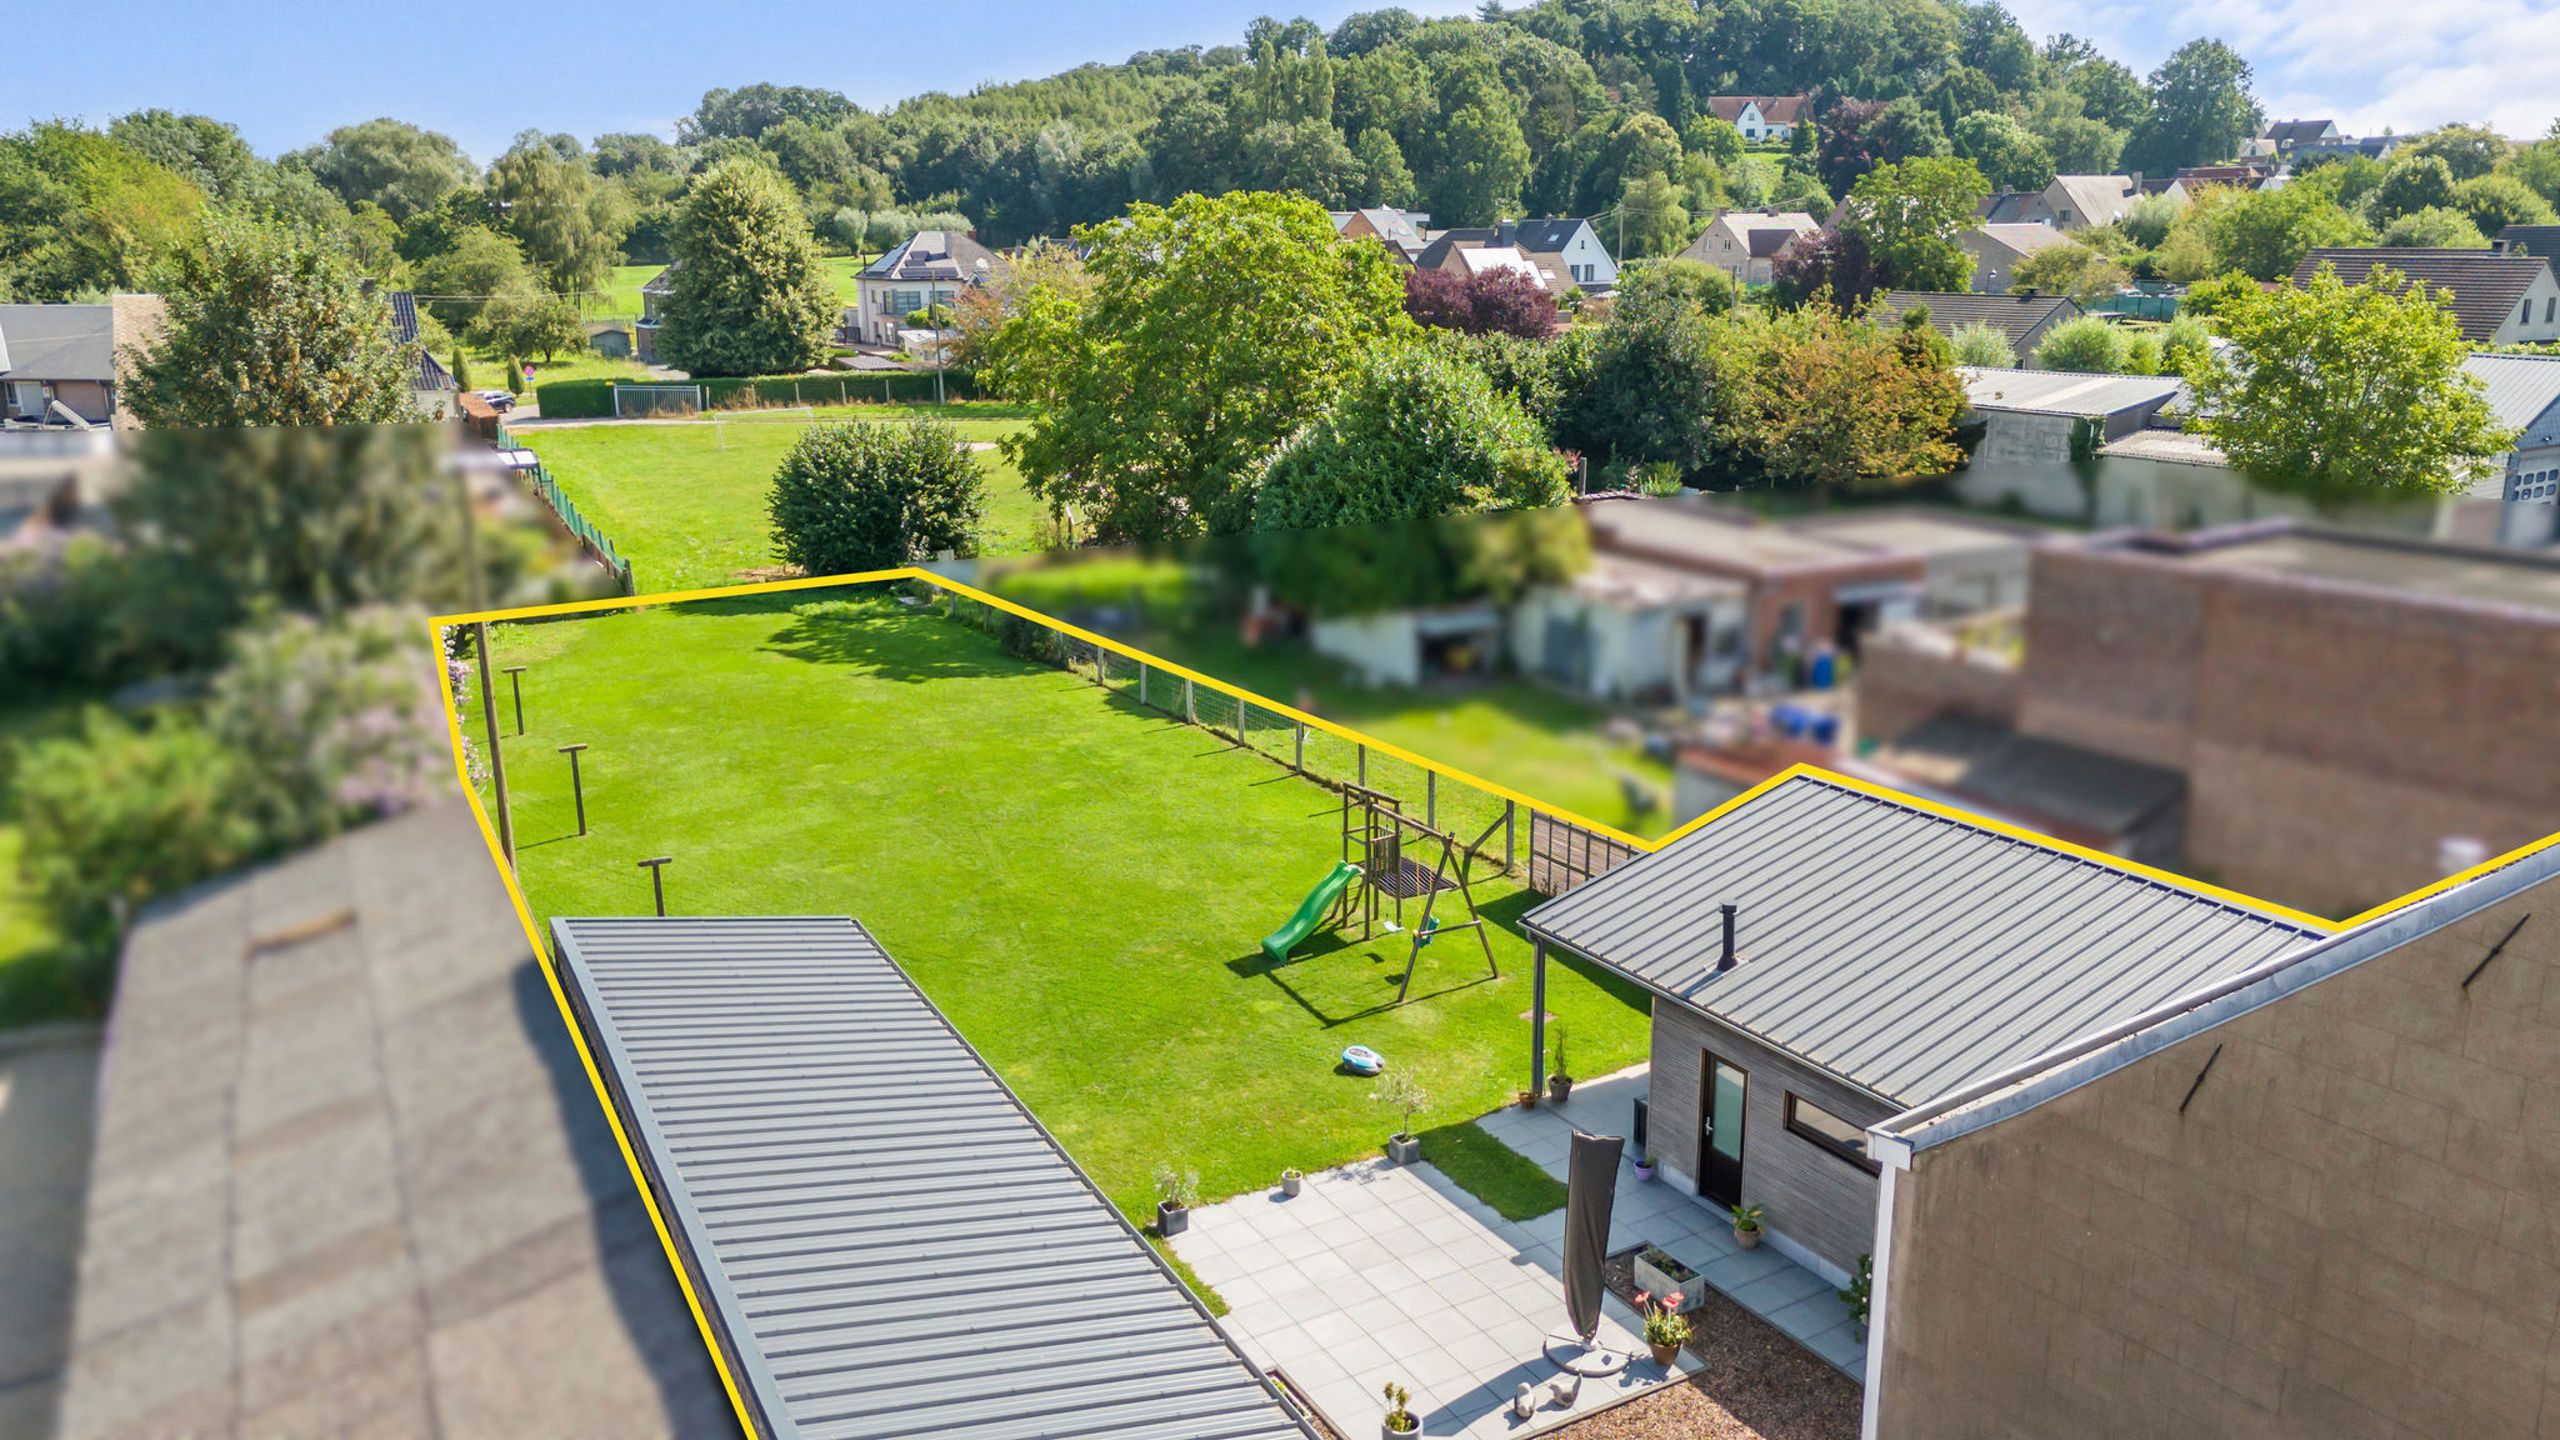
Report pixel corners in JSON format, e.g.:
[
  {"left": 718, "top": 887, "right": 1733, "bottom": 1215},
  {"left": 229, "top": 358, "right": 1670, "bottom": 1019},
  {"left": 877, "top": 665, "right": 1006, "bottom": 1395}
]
[
  {"left": 552, "top": 916, "right": 1314, "bottom": 1440},
  {"left": 1521, "top": 776, "right": 2321, "bottom": 1107}
]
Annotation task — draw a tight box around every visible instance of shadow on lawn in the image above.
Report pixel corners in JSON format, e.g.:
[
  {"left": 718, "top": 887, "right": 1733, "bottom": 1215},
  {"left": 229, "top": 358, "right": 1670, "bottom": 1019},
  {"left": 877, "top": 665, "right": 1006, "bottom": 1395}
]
[
  {"left": 682, "top": 592, "right": 1031, "bottom": 683},
  {"left": 1226, "top": 936, "right": 1498, "bottom": 1028}
]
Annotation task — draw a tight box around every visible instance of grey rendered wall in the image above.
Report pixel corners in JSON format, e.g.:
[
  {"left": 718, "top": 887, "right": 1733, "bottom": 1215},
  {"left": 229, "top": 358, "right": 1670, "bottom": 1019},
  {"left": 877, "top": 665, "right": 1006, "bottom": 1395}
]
[{"left": 1650, "top": 1000, "right": 1887, "bottom": 1279}]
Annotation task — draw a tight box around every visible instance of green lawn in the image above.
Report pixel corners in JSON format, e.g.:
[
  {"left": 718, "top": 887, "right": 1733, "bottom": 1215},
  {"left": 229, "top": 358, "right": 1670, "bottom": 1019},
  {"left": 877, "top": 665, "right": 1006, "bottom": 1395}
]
[
  {"left": 520, "top": 403, "right": 1042, "bottom": 588},
  {"left": 1418, "top": 1119, "right": 1570, "bottom": 1219},
  {"left": 593, "top": 256, "right": 869, "bottom": 321},
  {"left": 465, "top": 594, "right": 1652, "bottom": 1221}
]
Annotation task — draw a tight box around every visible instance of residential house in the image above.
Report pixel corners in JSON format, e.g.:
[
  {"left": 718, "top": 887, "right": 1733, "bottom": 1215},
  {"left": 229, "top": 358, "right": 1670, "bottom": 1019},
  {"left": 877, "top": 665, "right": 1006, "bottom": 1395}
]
[
  {"left": 1954, "top": 366, "right": 2187, "bottom": 464},
  {"left": 1866, "top": 837, "right": 2560, "bottom": 1440},
  {"left": 2041, "top": 174, "right": 2144, "bottom": 229},
  {"left": 2492, "top": 221, "right": 2560, "bottom": 260},
  {"left": 1518, "top": 769, "right": 2324, "bottom": 1289},
  {"left": 1331, "top": 206, "right": 1430, "bottom": 261},
  {"left": 1415, "top": 217, "right": 1618, "bottom": 292},
  {"left": 0, "top": 296, "right": 165, "bottom": 432},
  {"left": 1880, "top": 290, "right": 2085, "bottom": 359},
  {"left": 2259, "top": 117, "right": 2341, "bottom": 153},
  {"left": 2291, "top": 247, "right": 2560, "bottom": 344},
  {"left": 386, "top": 290, "right": 458, "bottom": 420},
  {"left": 1677, "top": 210, "right": 1820, "bottom": 286},
  {"left": 853, "top": 230, "right": 1006, "bottom": 347},
  {"left": 634, "top": 262, "right": 675, "bottom": 362},
  {"left": 1581, "top": 498, "right": 1927, "bottom": 680},
  {"left": 1960, "top": 222, "right": 2076, "bottom": 293},
  {"left": 1705, "top": 95, "right": 1811, "bottom": 143},
  {"left": 2292, "top": 133, "right": 2402, "bottom": 164},
  {"left": 1976, "top": 191, "right": 2057, "bottom": 226},
  {"left": 2176, "top": 163, "right": 2278, "bottom": 191}
]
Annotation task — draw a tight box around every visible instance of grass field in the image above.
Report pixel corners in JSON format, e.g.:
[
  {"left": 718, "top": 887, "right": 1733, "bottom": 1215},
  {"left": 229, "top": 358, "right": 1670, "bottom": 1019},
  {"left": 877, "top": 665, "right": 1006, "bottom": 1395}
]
[
  {"left": 463, "top": 593, "right": 1652, "bottom": 1221},
  {"left": 593, "top": 257, "right": 869, "bottom": 320},
  {"left": 522, "top": 403, "right": 1044, "bottom": 587}
]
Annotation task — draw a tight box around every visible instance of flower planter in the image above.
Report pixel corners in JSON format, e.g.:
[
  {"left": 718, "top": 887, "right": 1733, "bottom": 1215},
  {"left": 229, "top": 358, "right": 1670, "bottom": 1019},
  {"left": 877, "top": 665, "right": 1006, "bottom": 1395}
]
[
  {"left": 1382, "top": 1421, "right": 1420, "bottom": 1439},
  {"left": 1387, "top": 1133, "right": 1421, "bottom": 1165},
  {"left": 1649, "top": 1340, "right": 1681, "bottom": 1368},
  {"left": 1633, "top": 1248, "right": 1702, "bottom": 1314},
  {"left": 1733, "top": 1223, "right": 1761, "bottom": 1250},
  {"left": 1633, "top": 1159, "right": 1656, "bottom": 1183},
  {"left": 1157, "top": 1200, "right": 1189, "bottom": 1237},
  {"left": 1547, "top": 1075, "right": 1574, "bottom": 1104},
  {"left": 1280, "top": 1169, "right": 1303, "bottom": 1198}
]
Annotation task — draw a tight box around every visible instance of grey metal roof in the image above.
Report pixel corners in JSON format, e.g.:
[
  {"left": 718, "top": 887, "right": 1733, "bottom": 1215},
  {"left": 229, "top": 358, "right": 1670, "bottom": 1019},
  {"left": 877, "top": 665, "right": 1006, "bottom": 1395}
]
[
  {"left": 1521, "top": 775, "right": 2321, "bottom": 1107},
  {"left": 2462, "top": 351, "right": 2560, "bottom": 431},
  {"left": 0, "top": 304, "right": 118, "bottom": 380},
  {"left": 551, "top": 915, "right": 1315, "bottom": 1440},
  {"left": 860, "top": 231, "right": 1003, "bottom": 284},
  {"left": 1959, "top": 365, "right": 2187, "bottom": 419}
]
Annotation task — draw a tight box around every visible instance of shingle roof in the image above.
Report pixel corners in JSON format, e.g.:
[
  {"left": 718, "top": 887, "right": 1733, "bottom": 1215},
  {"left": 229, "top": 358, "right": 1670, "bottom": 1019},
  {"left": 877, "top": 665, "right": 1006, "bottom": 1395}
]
[
  {"left": 2264, "top": 119, "right": 2338, "bottom": 146},
  {"left": 1522, "top": 774, "right": 2321, "bottom": 1106},
  {"left": 1879, "top": 290, "right": 2083, "bottom": 348},
  {"left": 2497, "top": 224, "right": 2560, "bottom": 261},
  {"left": 1979, "top": 191, "right": 2056, "bottom": 226},
  {"left": 1973, "top": 223, "right": 2074, "bottom": 260},
  {"left": 551, "top": 915, "right": 1316, "bottom": 1440},
  {"left": 861, "top": 230, "right": 1004, "bottom": 284},
  {"left": 2291, "top": 248, "right": 2554, "bottom": 341},
  {"left": 0, "top": 304, "right": 118, "bottom": 381},
  {"left": 58, "top": 806, "right": 731, "bottom": 1440}
]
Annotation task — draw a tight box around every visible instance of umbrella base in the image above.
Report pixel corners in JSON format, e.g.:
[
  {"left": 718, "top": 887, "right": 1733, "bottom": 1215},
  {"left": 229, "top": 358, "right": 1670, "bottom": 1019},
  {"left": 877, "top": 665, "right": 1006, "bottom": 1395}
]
[{"left": 1542, "top": 1332, "right": 1630, "bottom": 1378}]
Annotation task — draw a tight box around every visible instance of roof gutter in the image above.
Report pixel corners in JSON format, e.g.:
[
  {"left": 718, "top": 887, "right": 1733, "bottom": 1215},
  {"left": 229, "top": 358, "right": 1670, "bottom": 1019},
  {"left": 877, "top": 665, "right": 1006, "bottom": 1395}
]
[{"left": 1867, "top": 838, "right": 2560, "bottom": 1166}]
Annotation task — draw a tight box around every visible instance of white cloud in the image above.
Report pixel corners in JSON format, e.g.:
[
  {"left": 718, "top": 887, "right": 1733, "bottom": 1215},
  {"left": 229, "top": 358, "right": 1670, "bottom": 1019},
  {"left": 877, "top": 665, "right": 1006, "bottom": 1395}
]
[{"left": 2004, "top": 0, "right": 2558, "bottom": 139}]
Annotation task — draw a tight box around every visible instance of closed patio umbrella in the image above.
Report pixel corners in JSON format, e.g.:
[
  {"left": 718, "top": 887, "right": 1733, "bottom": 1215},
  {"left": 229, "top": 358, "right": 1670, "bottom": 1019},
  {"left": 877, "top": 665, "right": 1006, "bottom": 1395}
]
[{"left": 1548, "top": 1130, "right": 1629, "bottom": 1377}]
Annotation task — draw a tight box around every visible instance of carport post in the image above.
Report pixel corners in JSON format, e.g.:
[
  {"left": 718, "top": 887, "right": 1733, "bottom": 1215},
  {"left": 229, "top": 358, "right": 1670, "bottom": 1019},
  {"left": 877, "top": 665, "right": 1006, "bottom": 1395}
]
[{"left": 1531, "top": 938, "right": 1548, "bottom": 1096}]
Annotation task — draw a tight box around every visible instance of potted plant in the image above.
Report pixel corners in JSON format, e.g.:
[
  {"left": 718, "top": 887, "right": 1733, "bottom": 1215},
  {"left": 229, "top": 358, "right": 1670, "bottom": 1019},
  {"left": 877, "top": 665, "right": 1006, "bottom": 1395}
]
[
  {"left": 1382, "top": 1380, "right": 1419, "bottom": 1437},
  {"left": 1546, "top": 1023, "right": 1574, "bottom": 1104},
  {"left": 1154, "top": 1163, "right": 1200, "bottom": 1237},
  {"left": 1731, "top": 1201, "right": 1765, "bottom": 1250},
  {"left": 1840, "top": 1254, "right": 1872, "bottom": 1344},
  {"left": 1634, "top": 1289, "right": 1693, "bottom": 1368},
  {"left": 1373, "top": 1070, "right": 1429, "bottom": 1165},
  {"left": 1632, "top": 1246, "right": 1701, "bottom": 1313},
  {"left": 1280, "top": 1167, "right": 1304, "bottom": 1198},
  {"left": 1633, "top": 1151, "right": 1657, "bottom": 1183}
]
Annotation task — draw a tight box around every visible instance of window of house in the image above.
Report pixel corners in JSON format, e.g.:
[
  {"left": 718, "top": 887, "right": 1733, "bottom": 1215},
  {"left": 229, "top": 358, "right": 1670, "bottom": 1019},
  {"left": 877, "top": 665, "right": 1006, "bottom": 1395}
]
[{"left": 1785, "top": 1093, "right": 1879, "bottom": 1173}]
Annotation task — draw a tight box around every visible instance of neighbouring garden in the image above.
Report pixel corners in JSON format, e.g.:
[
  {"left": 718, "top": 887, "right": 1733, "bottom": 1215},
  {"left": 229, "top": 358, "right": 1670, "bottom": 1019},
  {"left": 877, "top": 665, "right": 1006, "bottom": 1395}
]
[{"left": 459, "top": 591, "right": 1656, "bottom": 1224}]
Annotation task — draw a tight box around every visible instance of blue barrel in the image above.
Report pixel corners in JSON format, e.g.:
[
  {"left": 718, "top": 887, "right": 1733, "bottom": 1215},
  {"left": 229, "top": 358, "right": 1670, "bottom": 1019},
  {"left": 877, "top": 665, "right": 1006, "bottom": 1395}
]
[
  {"left": 1810, "top": 712, "right": 1841, "bottom": 745},
  {"left": 1809, "top": 650, "right": 1838, "bottom": 689}
]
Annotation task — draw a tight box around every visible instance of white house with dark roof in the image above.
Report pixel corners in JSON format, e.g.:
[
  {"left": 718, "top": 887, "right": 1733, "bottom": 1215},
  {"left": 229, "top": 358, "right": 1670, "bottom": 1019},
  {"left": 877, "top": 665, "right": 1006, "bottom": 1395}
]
[
  {"left": 1679, "top": 210, "right": 1820, "bottom": 286},
  {"left": 1705, "top": 95, "right": 1811, "bottom": 142},
  {"left": 1959, "top": 223, "right": 2076, "bottom": 293},
  {"left": 1417, "top": 217, "right": 1617, "bottom": 292},
  {"left": 853, "top": 230, "right": 1006, "bottom": 347},
  {"left": 2292, "top": 247, "right": 2560, "bottom": 344},
  {"left": 385, "top": 290, "right": 457, "bottom": 420}
]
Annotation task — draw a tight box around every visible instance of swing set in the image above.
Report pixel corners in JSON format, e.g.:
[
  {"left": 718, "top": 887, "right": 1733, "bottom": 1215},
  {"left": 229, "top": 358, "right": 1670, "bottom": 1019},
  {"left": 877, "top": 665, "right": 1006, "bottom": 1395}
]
[{"left": 1330, "top": 782, "right": 1502, "bottom": 1004}]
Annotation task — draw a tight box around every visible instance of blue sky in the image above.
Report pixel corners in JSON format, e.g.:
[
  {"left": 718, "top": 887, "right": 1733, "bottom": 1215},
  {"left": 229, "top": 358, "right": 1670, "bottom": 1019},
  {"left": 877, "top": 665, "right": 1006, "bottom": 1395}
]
[{"left": 19, "top": 0, "right": 2556, "bottom": 161}]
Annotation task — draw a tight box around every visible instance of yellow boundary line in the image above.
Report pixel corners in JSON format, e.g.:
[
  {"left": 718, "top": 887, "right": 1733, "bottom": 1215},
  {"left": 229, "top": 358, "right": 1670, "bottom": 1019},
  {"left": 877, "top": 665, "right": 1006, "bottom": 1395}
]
[{"left": 426, "top": 563, "right": 2560, "bottom": 1431}]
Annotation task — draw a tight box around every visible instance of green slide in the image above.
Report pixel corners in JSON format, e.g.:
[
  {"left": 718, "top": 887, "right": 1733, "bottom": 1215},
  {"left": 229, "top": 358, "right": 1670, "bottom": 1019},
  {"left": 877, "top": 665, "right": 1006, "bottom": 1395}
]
[{"left": 1263, "top": 862, "right": 1361, "bottom": 963}]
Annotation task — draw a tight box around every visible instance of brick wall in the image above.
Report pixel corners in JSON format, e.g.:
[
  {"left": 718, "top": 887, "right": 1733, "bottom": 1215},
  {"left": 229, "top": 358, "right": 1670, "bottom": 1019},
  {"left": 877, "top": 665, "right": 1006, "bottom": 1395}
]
[
  {"left": 1854, "top": 629, "right": 2023, "bottom": 745},
  {"left": 2016, "top": 546, "right": 2204, "bottom": 771},
  {"left": 1875, "top": 873, "right": 2560, "bottom": 1439}
]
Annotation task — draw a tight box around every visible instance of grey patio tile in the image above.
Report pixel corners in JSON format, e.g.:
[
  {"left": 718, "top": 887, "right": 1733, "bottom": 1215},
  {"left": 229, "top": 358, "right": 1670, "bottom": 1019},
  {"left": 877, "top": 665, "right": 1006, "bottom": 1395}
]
[
  {"left": 1307, "top": 1214, "right": 1368, "bottom": 1251},
  {"left": 1764, "top": 1290, "right": 1851, "bottom": 1342},
  {"left": 1401, "top": 1243, "right": 1469, "bottom": 1283},
  {"left": 1700, "top": 1245, "right": 1793, "bottom": 1291},
  {"left": 1221, "top": 1238, "right": 1284, "bottom": 1278},
  {"left": 1426, "top": 1264, "right": 1498, "bottom": 1310},
  {"left": 1341, "top": 1295, "right": 1404, "bottom": 1334},
  {"left": 1303, "top": 1309, "right": 1368, "bottom": 1351},
  {"left": 1336, "top": 1236, "right": 1394, "bottom": 1272},
  {"left": 1728, "top": 1264, "right": 1830, "bottom": 1314},
  {"left": 1293, "top": 1248, "right": 1355, "bottom": 1287},
  {"left": 1808, "top": 1325, "right": 1868, "bottom": 1375}
]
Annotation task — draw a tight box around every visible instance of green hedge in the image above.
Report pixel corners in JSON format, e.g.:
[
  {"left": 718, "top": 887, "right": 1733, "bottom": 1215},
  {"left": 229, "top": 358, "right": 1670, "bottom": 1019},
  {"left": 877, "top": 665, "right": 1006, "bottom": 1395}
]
[{"left": 534, "top": 378, "right": 616, "bottom": 418}]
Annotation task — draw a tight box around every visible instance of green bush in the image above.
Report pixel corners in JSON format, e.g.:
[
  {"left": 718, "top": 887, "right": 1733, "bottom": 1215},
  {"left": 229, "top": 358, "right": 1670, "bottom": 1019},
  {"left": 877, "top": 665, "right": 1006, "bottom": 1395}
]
[
  {"left": 1948, "top": 319, "right": 2017, "bottom": 368},
  {"left": 767, "top": 420, "right": 986, "bottom": 575},
  {"left": 12, "top": 710, "right": 261, "bottom": 950},
  {"left": 2032, "top": 315, "right": 2132, "bottom": 373},
  {"left": 205, "top": 607, "right": 443, "bottom": 850},
  {"left": 1255, "top": 344, "right": 1569, "bottom": 532},
  {"left": 534, "top": 378, "right": 615, "bottom": 417},
  {"left": 0, "top": 536, "right": 139, "bottom": 687}
]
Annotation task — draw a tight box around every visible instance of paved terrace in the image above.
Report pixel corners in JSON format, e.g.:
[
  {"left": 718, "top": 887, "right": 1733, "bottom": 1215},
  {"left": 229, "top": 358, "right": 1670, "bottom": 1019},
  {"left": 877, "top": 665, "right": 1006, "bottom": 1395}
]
[{"left": 1174, "top": 1068, "right": 1860, "bottom": 1438}]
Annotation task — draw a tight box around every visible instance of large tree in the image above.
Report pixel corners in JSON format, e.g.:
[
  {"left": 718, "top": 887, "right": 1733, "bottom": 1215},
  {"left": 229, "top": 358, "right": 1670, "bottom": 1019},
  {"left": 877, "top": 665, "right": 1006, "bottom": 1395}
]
[
  {"left": 288, "top": 118, "right": 477, "bottom": 223},
  {"left": 1842, "top": 156, "right": 1988, "bottom": 293},
  {"left": 2122, "top": 39, "right": 2260, "bottom": 175},
  {"left": 127, "top": 217, "right": 418, "bottom": 430},
  {"left": 489, "top": 143, "right": 616, "bottom": 295},
  {"left": 2186, "top": 263, "right": 2518, "bottom": 501},
  {"left": 1719, "top": 304, "right": 1965, "bottom": 495},
  {"left": 0, "top": 123, "right": 206, "bottom": 300},
  {"left": 1254, "top": 344, "right": 1568, "bottom": 530},
  {"left": 659, "top": 158, "right": 837, "bottom": 377},
  {"left": 999, "top": 190, "right": 1411, "bottom": 541}
]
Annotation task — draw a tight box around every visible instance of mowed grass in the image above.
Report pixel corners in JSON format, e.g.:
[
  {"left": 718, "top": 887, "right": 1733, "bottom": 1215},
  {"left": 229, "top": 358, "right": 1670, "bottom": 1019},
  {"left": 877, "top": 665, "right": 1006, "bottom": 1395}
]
[
  {"left": 523, "top": 403, "right": 1044, "bottom": 588},
  {"left": 593, "top": 257, "right": 869, "bottom": 320},
  {"left": 466, "top": 594, "right": 1652, "bottom": 1220}
]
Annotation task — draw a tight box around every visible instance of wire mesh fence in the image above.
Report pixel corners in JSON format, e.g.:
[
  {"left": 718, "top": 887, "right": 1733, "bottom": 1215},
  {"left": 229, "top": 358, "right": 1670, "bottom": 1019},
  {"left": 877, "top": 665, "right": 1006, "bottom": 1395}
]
[{"left": 943, "top": 597, "right": 1547, "bottom": 881}]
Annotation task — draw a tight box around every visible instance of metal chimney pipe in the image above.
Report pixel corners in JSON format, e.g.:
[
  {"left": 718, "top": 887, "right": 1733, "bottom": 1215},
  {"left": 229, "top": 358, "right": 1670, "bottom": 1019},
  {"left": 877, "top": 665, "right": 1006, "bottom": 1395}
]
[{"left": 1718, "top": 904, "right": 1738, "bottom": 973}]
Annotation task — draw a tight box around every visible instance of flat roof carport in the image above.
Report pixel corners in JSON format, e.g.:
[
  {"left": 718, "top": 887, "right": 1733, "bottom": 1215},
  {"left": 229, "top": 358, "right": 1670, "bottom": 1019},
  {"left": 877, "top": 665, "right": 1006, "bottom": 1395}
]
[{"left": 552, "top": 915, "right": 1317, "bottom": 1440}]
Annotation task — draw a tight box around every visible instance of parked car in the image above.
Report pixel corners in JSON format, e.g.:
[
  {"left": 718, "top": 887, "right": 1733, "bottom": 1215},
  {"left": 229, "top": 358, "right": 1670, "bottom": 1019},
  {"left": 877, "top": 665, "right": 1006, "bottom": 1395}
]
[{"left": 477, "top": 390, "right": 516, "bottom": 413}]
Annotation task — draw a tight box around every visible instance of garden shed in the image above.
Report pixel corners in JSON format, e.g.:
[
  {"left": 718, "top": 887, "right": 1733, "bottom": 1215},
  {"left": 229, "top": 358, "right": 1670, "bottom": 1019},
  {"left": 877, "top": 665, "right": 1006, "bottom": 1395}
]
[{"left": 551, "top": 915, "right": 1318, "bottom": 1440}]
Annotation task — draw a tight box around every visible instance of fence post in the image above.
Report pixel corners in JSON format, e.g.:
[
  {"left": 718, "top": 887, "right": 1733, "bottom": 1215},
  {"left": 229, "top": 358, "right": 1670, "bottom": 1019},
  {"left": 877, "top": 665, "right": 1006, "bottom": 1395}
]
[
  {"left": 1358, "top": 744, "right": 1367, "bottom": 787},
  {"left": 1139, "top": 663, "right": 1149, "bottom": 708},
  {"left": 1294, "top": 722, "right": 1306, "bottom": 773},
  {"left": 1184, "top": 678, "right": 1196, "bottom": 726},
  {"left": 1505, "top": 800, "right": 1516, "bottom": 873},
  {"left": 1234, "top": 697, "right": 1247, "bottom": 748},
  {"left": 1426, "top": 771, "right": 1437, "bottom": 831}
]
